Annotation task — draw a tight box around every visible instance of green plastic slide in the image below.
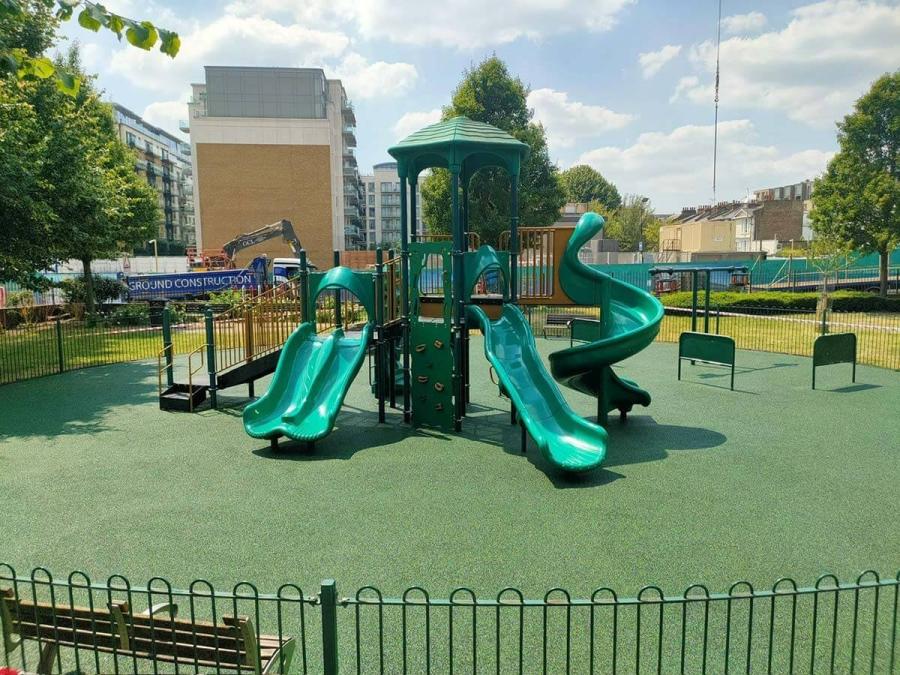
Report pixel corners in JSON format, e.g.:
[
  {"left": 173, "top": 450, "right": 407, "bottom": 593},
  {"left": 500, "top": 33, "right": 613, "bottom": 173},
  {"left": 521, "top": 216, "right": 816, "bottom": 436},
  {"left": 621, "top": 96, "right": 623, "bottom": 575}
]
[
  {"left": 549, "top": 212, "right": 664, "bottom": 421},
  {"left": 468, "top": 303, "right": 608, "bottom": 472},
  {"left": 243, "top": 322, "right": 372, "bottom": 443}
]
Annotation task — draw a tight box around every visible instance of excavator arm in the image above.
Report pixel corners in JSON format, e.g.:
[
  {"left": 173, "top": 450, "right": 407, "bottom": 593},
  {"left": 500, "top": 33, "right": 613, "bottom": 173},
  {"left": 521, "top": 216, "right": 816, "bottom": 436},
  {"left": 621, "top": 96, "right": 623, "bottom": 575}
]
[{"left": 222, "top": 219, "right": 305, "bottom": 261}]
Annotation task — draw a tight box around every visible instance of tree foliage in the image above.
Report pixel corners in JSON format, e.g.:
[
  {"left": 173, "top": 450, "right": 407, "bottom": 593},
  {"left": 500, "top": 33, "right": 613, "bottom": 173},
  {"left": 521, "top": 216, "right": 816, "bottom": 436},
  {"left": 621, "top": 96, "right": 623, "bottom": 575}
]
[
  {"left": 811, "top": 71, "right": 899, "bottom": 296},
  {"left": 420, "top": 57, "right": 566, "bottom": 246},
  {"left": 600, "top": 194, "right": 658, "bottom": 252},
  {"left": 560, "top": 164, "right": 621, "bottom": 210},
  {"left": 1, "top": 0, "right": 179, "bottom": 96},
  {"left": 0, "top": 43, "right": 159, "bottom": 311}
]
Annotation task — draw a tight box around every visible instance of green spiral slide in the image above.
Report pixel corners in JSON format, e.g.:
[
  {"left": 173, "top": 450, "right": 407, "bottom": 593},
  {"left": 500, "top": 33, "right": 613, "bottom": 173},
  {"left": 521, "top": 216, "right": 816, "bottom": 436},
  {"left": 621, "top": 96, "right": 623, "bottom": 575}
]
[
  {"left": 548, "top": 212, "right": 664, "bottom": 422},
  {"left": 243, "top": 267, "right": 374, "bottom": 444},
  {"left": 469, "top": 211, "right": 663, "bottom": 472}
]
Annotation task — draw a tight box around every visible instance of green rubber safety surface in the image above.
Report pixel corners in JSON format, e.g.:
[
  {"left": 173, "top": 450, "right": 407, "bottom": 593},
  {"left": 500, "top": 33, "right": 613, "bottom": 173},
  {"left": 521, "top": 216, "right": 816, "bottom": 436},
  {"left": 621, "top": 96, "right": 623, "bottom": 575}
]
[{"left": 0, "top": 339, "right": 896, "bottom": 598}]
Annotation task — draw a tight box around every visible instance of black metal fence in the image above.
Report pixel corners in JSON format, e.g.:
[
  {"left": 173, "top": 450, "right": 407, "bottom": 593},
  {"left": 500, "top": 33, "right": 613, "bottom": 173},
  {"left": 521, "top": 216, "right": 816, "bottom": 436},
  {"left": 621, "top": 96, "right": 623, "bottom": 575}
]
[
  {"left": 2, "top": 298, "right": 899, "bottom": 388},
  {"left": 0, "top": 305, "right": 211, "bottom": 386},
  {"left": 2, "top": 565, "right": 897, "bottom": 673}
]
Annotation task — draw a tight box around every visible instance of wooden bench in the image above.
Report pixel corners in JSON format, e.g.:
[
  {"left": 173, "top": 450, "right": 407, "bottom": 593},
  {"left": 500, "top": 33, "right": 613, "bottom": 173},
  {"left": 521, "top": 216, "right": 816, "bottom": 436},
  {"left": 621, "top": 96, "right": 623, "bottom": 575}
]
[
  {"left": 1, "top": 588, "right": 295, "bottom": 674},
  {"left": 678, "top": 331, "right": 736, "bottom": 390},
  {"left": 542, "top": 313, "right": 576, "bottom": 338}
]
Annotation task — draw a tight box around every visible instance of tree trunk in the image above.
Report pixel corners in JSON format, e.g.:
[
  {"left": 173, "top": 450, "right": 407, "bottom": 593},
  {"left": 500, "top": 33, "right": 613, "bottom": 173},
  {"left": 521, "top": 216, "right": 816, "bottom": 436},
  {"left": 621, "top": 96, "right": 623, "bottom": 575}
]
[
  {"left": 82, "top": 258, "right": 95, "bottom": 316},
  {"left": 879, "top": 248, "right": 889, "bottom": 297}
]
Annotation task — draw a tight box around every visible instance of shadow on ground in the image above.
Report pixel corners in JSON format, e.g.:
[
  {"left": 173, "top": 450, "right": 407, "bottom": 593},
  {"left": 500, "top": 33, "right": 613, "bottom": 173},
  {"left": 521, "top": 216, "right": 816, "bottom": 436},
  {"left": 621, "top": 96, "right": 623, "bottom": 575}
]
[
  {"left": 0, "top": 363, "right": 158, "bottom": 439},
  {"left": 250, "top": 405, "right": 414, "bottom": 460}
]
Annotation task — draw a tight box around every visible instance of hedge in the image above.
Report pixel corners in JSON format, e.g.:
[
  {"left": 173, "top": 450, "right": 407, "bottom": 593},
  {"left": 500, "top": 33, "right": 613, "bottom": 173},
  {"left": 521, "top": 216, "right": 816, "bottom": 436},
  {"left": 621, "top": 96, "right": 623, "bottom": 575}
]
[{"left": 661, "top": 290, "right": 900, "bottom": 313}]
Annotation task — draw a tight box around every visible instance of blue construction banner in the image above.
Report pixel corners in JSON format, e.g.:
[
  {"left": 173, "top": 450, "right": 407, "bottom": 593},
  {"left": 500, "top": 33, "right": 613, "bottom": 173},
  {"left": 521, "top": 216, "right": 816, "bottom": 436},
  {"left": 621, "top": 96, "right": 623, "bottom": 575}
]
[{"left": 126, "top": 269, "right": 259, "bottom": 299}]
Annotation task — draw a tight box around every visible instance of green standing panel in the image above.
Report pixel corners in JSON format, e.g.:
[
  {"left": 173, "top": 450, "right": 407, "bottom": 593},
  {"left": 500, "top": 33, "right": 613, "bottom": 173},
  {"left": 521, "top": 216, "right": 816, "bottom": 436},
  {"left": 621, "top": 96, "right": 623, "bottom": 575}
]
[
  {"left": 812, "top": 332, "right": 856, "bottom": 389},
  {"left": 677, "top": 331, "right": 736, "bottom": 390}
]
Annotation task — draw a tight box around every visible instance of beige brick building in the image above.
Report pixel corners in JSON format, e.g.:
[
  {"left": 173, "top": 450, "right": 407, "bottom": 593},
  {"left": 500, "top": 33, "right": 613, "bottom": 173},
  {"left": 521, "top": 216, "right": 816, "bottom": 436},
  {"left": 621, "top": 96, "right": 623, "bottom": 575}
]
[{"left": 186, "top": 67, "right": 362, "bottom": 269}]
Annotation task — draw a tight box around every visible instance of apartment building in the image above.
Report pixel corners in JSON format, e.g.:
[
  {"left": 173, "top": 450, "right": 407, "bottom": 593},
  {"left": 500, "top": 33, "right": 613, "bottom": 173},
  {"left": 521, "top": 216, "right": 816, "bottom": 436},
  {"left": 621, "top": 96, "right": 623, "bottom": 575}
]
[
  {"left": 113, "top": 104, "right": 195, "bottom": 250},
  {"left": 185, "top": 67, "right": 362, "bottom": 267},
  {"left": 661, "top": 198, "right": 806, "bottom": 260},
  {"left": 359, "top": 162, "right": 422, "bottom": 248}
]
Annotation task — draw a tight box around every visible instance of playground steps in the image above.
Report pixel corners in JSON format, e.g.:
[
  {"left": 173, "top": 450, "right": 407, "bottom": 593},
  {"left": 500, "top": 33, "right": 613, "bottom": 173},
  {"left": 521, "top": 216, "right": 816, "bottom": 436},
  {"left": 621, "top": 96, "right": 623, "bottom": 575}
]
[
  {"left": 217, "top": 349, "right": 282, "bottom": 389},
  {"left": 159, "top": 383, "right": 209, "bottom": 412}
]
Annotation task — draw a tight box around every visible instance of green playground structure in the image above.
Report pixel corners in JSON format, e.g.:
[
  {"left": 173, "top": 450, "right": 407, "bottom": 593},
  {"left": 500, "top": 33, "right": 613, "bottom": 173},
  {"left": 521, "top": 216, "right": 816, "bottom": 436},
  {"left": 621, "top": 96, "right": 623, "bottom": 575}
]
[{"left": 239, "top": 116, "right": 663, "bottom": 472}]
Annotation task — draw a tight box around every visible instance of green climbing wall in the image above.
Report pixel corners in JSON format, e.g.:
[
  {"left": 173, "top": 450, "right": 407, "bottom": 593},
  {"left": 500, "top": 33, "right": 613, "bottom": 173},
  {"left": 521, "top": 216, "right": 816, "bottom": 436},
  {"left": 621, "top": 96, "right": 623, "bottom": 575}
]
[{"left": 409, "top": 242, "right": 455, "bottom": 431}]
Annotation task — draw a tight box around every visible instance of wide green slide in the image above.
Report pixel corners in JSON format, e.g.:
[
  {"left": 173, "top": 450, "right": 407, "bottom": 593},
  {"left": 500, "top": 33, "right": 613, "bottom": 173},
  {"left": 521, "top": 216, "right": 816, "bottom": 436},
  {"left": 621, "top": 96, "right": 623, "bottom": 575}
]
[
  {"left": 243, "top": 323, "right": 372, "bottom": 442},
  {"left": 243, "top": 266, "right": 375, "bottom": 443},
  {"left": 468, "top": 303, "right": 608, "bottom": 472},
  {"left": 548, "top": 212, "right": 664, "bottom": 421}
]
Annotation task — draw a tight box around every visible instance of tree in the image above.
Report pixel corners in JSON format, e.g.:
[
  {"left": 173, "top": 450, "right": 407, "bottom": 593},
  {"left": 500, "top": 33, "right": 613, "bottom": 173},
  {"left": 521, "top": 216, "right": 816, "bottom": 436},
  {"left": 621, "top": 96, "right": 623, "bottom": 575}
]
[
  {"left": 811, "top": 72, "right": 900, "bottom": 296},
  {"left": 603, "top": 195, "right": 658, "bottom": 253},
  {"left": 1, "top": 46, "right": 158, "bottom": 312},
  {"left": 1, "top": 0, "right": 179, "bottom": 96},
  {"left": 420, "top": 57, "right": 566, "bottom": 245},
  {"left": 560, "top": 165, "right": 621, "bottom": 210}
]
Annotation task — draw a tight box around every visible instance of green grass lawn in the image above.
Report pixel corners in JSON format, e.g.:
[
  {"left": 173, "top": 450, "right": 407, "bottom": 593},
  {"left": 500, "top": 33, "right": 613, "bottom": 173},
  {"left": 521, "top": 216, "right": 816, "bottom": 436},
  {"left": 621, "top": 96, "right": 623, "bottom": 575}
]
[{"left": 0, "top": 336, "right": 897, "bottom": 671}]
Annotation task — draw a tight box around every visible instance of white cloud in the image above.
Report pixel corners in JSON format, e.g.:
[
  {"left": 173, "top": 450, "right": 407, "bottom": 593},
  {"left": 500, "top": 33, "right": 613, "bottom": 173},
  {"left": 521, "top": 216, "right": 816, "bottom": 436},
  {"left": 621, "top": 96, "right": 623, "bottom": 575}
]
[
  {"left": 720, "top": 11, "right": 767, "bottom": 35},
  {"left": 392, "top": 109, "right": 442, "bottom": 141},
  {"left": 105, "top": 10, "right": 417, "bottom": 101},
  {"left": 228, "top": 0, "right": 634, "bottom": 49},
  {"left": 332, "top": 53, "right": 418, "bottom": 100},
  {"left": 108, "top": 14, "right": 350, "bottom": 96},
  {"left": 638, "top": 44, "right": 682, "bottom": 79},
  {"left": 527, "top": 88, "right": 633, "bottom": 150},
  {"left": 575, "top": 119, "right": 833, "bottom": 211},
  {"left": 669, "top": 75, "right": 702, "bottom": 103},
  {"left": 142, "top": 98, "right": 191, "bottom": 140},
  {"left": 676, "top": 0, "right": 900, "bottom": 127}
]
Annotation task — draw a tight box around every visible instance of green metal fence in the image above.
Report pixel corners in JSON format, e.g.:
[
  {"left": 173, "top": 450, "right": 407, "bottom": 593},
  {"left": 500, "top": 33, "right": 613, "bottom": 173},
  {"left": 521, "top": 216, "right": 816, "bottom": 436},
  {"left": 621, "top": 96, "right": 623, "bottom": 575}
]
[
  {"left": 524, "top": 305, "right": 900, "bottom": 371},
  {"left": 2, "top": 300, "right": 899, "bottom": 388},
  {"left": 1, "top": 565, "right": 897, "bottom": 673}
]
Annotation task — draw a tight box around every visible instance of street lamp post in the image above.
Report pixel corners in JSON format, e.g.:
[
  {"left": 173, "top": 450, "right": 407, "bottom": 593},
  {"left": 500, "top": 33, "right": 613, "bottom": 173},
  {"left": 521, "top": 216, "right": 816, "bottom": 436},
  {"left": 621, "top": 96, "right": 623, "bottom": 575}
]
[
  {"left": 638, "top": 197, "right": 649, "bottom": 263},
  {"left": 148, "top": 239, "right": 159, "bottom": 273}
]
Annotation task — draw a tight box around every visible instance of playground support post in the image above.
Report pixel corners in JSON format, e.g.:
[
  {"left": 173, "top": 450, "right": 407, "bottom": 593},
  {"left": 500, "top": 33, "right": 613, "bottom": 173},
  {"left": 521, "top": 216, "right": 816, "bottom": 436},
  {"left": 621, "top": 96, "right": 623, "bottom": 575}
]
[
  {"left": 161, "top": 306, "right": 174, "bottom": 386},
  {"left": 399, "top": 174, "right": 411, "bottom": 423},
  {"left": 375, "top": 247, "right": 386, "bottom": 423},
  {"left": 299, "top": 249, "right": 309, "bottom": 324},
  {"left": 509, "top": 176, "right": 519, "bottom": 303},
  {"left": 450, "top": 167, "right": 464, "bottom": 431},
  {"left": 333, "top": 250, "right": 342, "bottom": 328},
  {"left": 690, "top": 270, "right": 699, "bottom": 333},
  {"left": 204, "top": 307, "right": 218, "bottom": 409},
  {"left": 409, "top": 177, "right": 418, "bottom": 243},
  {"left": 703, "top": 269, "right": 712, "bottom": 333}
]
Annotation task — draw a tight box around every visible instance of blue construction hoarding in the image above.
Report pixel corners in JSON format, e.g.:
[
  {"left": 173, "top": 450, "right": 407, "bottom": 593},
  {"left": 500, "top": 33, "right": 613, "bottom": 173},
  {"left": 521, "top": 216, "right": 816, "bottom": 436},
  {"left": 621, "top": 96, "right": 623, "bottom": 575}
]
[{"left": 125, "top": 269, "right": 259, "bottom": 299}]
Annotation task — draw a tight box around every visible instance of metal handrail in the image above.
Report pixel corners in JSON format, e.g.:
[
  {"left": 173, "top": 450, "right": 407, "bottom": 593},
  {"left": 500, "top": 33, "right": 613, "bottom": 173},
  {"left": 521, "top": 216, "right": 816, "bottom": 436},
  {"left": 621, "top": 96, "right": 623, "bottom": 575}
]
[
  {"left": 187, "top": 343, "right": 207, "bottom": 412},
  {"left": 156, "top": 344, "right": 174, "bottom": 396}
]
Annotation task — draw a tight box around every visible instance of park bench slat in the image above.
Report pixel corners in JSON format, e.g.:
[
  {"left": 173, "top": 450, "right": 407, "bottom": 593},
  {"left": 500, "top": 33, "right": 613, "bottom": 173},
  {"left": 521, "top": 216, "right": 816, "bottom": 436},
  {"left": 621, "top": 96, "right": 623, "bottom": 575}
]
[{"left": 2, "top": 589, "right": 294, "bottom": 673}]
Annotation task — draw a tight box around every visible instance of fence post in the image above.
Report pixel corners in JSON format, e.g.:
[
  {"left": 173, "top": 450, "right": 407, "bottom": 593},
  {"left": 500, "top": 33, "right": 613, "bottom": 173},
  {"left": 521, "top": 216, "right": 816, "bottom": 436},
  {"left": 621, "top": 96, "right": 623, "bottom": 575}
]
[
  {"left": 55, "top": 316, "right": 64, "bottom": 373},
  {"left": 161, "top": 306, "right": 174, "bottom": 387},
  {"left": 320, "top": 579, "right": 339, "bottom": 675},
  {"left": 205, "top": 308, "right": 218, "bottom": 409}
]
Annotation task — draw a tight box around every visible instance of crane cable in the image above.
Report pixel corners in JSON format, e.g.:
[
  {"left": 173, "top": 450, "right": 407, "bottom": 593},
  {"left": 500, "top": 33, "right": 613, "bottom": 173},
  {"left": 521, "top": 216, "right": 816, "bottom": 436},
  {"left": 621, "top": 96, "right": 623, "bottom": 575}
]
[{"left": 712, "top": 0, "right": 723, "bottom": 204}]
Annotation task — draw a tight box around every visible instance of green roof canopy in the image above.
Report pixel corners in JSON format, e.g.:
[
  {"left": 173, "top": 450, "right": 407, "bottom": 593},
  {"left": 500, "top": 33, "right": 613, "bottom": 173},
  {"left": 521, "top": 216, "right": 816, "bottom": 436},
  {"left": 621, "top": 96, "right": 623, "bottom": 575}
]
[{"left": 388, "top": 116, "right": 530, "bottom": 182}]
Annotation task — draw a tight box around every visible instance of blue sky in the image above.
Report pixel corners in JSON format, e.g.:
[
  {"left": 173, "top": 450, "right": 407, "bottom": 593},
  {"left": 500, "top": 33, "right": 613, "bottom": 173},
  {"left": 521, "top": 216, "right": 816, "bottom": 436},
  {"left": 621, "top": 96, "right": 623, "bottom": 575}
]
[{"left": 63, "top": 0, "right": 899, "bottom": 212}]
